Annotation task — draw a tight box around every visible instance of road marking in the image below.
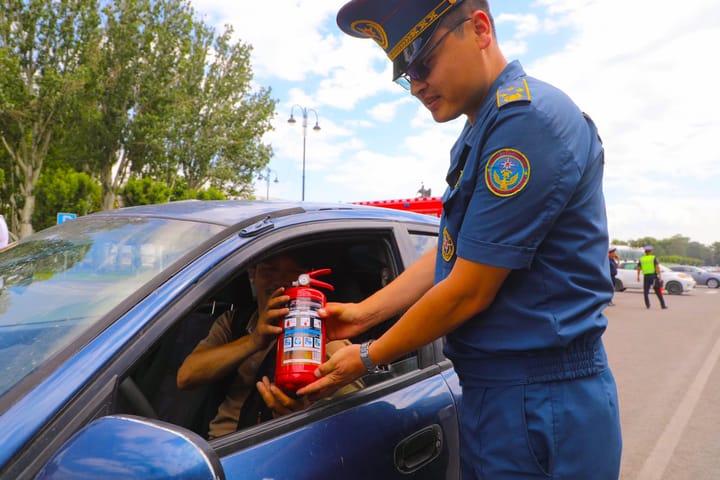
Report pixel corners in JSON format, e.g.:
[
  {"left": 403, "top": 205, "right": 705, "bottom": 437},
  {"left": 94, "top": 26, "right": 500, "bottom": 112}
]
[{"left": 636, "top": 330, "right": 720, "bottom": 480}]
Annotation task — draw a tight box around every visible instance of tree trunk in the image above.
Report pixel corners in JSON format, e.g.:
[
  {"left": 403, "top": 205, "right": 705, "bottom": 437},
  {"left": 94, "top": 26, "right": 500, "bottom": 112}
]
[
  {"left": 100, "top": 150, "right": 130, "bottom": 211},
  {"left": 19, "top": 188, "right": 35, "bottom": 238},
  {"left": 100, "top": 161, "right": 117, "bottom": 211}
]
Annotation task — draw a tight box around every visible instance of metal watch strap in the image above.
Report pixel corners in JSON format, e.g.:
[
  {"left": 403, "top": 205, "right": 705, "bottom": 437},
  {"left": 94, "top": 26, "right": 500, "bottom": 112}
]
[{"left": 360, "top": 340, "right": 384, "bottom": 374}]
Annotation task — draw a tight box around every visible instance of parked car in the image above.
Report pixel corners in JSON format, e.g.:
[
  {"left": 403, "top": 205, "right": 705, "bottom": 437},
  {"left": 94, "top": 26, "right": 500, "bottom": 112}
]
[
  {"left": 0, "top": 200, "right": 461, "bottom": 480},
  {"left": 614, "top": 261, "right": 696, "bottom": 294},
  {"left": 668, "top": 265, "right": 720, "bottom": 289}
]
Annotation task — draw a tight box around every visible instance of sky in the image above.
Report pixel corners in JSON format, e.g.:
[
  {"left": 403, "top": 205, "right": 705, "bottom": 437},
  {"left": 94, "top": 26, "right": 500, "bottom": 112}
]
[{"left": 190, "top": 0, "right": 720, "bottom": 246}]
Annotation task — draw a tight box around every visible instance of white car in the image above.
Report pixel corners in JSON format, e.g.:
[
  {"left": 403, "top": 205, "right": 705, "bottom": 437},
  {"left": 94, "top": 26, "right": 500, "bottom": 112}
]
[{"left": 615, "top": 262, "right": 696, "bottom": 295}]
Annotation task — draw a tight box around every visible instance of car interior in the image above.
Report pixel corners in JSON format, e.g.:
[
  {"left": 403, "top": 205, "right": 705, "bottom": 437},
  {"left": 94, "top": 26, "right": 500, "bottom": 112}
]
[{"left": 115, "top": 234, "right": 420, "bottom": 440}]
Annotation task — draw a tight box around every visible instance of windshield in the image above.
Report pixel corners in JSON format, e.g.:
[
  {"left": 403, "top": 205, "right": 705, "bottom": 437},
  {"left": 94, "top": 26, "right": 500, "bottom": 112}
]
[{"left": 0, "top": 216, "right": 224, "bottom": 398}]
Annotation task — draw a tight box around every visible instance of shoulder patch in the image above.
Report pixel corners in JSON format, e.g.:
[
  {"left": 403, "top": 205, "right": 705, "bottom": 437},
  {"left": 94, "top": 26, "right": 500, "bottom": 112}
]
[
  {"left": 496, "top": 78, "right": 531, "bottom": 108},
  {"left": 485, "top": 148, "right": 531, "bottom": 197}
]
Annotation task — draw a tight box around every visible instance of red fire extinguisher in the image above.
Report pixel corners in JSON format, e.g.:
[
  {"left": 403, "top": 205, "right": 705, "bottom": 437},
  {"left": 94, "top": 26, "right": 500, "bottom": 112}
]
[{"left": 275, "top": 268, "right": 334, "bottom": 393}]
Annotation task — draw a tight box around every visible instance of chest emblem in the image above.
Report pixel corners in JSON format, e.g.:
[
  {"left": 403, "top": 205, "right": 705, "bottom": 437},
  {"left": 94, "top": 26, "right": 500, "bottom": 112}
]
[
  {"left": 441, "top": 227, "right": 455, "bottom": 262},
  {"left": 485, "top": 148, "right": 531, "bottom": 197}
]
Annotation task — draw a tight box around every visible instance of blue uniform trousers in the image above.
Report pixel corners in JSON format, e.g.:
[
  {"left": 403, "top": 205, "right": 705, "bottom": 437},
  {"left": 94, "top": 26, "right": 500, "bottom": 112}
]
[
  {"left": 642, "top": 274, "right": 666, "bottom": 308},
  {"left": 458, "top": 368, "right": 622, "bottom": 479}
]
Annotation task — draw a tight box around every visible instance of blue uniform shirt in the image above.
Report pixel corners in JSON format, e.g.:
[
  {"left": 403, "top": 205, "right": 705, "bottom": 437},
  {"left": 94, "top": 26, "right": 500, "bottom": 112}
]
[{"left": 436, "top": 61, "right": 613, "bottom": 387}]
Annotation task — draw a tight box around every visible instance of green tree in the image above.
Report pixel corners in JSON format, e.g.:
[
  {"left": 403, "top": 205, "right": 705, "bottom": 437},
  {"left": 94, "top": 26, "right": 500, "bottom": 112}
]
[
  {"left": 78, "top": 0, "right": 199, "bottom": 211},
  {"left": 120, "top": 176, "right": 171, "bottom": 207},
  {"left": 32, "top": 167, "right": 101, "bottom": 230},
  {"left": 0, "top": 0, "right": 100, "bottom": 238},
  {"left": 84, "top": 0, "right": 275, "bottom": 208},
  {"left": 170, "top": 178, "right": 226, "bottom": 201},
  {"left": 148, "top": 24, "right": 276, "bottom": 198}
]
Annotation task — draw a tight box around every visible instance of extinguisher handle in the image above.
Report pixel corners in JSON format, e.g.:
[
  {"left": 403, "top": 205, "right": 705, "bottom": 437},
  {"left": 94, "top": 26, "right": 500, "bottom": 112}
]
[
  {"left": 309, "top": 278, "right": 334, "bottom": 292},
  {"left": 306, "top": 268, "right": 334, "bottom": 292},
  {"left": 307, "top": 268, "right": 332, "bottom": 278}
]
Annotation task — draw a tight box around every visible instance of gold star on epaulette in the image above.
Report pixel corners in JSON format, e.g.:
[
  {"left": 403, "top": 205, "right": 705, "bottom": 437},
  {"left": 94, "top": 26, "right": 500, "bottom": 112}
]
[{"left": 496, "top": 78, "right": 532, "bottom": 108}]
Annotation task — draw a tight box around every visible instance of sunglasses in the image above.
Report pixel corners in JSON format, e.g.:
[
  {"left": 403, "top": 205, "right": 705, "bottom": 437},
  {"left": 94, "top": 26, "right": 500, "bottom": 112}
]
[{"left": 396, "top": 17, "right": 471, "bottom": 90}]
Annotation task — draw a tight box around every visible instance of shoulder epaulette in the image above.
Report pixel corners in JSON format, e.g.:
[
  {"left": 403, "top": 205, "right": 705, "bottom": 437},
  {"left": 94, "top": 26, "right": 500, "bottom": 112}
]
[{"left": 496, "top": 78, "right": 531, "bottom": 108}]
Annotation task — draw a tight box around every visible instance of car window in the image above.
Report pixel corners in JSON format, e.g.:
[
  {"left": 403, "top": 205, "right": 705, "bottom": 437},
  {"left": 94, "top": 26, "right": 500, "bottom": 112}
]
[
  {"left": 0, "top": 216, "right": 223, "bottom": 399},
  {"left": 116, "top": 233, "right": 423, "bottom": 441},
  {"left": 408, "top": 232, "right": 438, "bottom": 259}
]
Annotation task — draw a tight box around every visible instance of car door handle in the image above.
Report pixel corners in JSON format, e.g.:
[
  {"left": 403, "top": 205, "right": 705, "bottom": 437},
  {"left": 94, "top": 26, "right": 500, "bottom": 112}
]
[{"left": 394, "top": 424, "right": 443, "bottom": 474}]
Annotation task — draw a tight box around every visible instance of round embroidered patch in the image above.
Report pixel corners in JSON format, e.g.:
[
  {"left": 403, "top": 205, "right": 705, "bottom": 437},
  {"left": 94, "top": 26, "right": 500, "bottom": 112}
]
[
  {"left": 485, "top": 149, "right": 531, "bottom": 197},
  {"left": 350, "top": 20, "right": 388, "bottom": 49},
  {"left": 441, "top": 227, "right": 455, "bottom": 262}
]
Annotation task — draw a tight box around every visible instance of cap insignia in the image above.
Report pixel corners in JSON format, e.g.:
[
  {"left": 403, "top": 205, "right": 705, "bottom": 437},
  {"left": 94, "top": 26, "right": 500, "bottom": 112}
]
[{"left": 350, "top": 20, "right": 388, "bottom": 49}]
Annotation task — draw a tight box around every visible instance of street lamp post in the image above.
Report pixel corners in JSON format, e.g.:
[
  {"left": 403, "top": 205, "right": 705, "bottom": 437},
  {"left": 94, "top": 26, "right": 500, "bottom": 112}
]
[
  {"left": 258, "top": 166, "right": 279, "bottom": 200},
  {"left": 288, "top": 105, "right": 320, "bottom": 201}
]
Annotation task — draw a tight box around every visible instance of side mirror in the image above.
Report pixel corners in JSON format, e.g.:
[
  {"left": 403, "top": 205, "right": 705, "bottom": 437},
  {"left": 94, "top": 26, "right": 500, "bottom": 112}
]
[{"left": 36, "top": 415, "right": 225, "bottom": 480}]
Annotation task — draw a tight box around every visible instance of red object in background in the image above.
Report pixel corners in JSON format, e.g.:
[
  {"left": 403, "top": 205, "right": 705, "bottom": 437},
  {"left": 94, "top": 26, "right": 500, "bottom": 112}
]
[
  {"left": 353, "top": 197, "right": 443, "bottom": 217},
  {"left": 275, "top": 269, "right": 334, "bottom": 393}
]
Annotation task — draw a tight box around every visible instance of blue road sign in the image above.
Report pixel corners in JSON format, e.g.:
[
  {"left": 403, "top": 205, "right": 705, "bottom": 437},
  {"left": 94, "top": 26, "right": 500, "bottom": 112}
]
[{"left": 57, "top": 213, "right": 77, "bottom": 224}]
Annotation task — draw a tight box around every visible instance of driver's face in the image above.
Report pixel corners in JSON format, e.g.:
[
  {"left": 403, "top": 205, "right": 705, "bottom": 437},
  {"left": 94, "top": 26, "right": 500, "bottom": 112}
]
[{"left": 252, "top": 256, "right": 306, "bottom": 307}]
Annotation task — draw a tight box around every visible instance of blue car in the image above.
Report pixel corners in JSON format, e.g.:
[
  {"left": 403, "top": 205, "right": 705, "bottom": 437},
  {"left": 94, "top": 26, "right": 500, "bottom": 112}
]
[
  {"left": 668, "top": 265, "right": 720, "bottom": 289},
  {"left": 0, "top": 200, "right": 461, "bottom": 480}
]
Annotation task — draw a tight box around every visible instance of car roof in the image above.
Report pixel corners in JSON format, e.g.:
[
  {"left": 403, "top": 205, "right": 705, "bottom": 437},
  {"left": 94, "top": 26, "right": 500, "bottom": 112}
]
[{"left": 88, "top": 199, "right": 439, "bottom": 228}]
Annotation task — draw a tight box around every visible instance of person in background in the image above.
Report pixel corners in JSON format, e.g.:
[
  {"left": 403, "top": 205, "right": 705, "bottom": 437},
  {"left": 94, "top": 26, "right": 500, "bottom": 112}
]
[
  {"left": 636, "top": 245, "right": 667, "bottom": 309},
  {"left": 298, "top": 1, "right": 622, "bottom": 479},
  {"left": 608, "top": 247, "right": 619, "bottom": 306},
  {"left": 0, "top": 215, "right": 9, "bottom": 248}
]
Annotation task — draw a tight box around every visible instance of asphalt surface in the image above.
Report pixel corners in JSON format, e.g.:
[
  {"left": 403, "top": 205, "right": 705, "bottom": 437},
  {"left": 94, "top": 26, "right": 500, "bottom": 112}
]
[{"left": 603, "top": 285, "right": 720, "bottom": 480}]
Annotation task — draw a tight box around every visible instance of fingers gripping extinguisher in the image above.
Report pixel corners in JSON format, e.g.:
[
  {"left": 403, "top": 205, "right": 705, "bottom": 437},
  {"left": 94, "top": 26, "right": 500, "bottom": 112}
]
[{"left": 275, "top": 268, "right": 334, "bottom": 393}]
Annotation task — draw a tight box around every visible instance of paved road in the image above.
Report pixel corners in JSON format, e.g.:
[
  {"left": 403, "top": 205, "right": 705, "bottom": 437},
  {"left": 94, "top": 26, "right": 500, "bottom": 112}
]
[{"left": 603, "top": 286, "right": 720, "bottom": 480}]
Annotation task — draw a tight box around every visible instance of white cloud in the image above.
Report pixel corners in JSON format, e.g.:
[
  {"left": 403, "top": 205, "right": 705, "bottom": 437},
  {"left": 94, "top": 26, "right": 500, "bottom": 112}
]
[
  {"left": 496, "top": 13, "right": 541, "bottom": 38},
  {"left": 367, "top": 97, "right": 415, "bottom": 123},
  {"left": 193, "top": 0, "right": 720, "bottom": 245},
  {"left": 525, "top": 0, "right": 720, "bottom": 243}
]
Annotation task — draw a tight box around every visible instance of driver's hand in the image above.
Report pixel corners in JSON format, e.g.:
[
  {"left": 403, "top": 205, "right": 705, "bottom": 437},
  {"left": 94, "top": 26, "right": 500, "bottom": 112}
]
[
  {"left": 250, "top": 287, "right": 288, "bottom": 350},
  {"left": 256, "top": 376, "right": 310, "bottom": 418}
]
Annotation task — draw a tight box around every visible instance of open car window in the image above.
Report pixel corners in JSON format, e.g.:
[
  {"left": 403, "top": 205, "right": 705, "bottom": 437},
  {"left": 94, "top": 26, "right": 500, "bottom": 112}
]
[{"left": 115, "top": 232, "right": 423, "bottom": 441}]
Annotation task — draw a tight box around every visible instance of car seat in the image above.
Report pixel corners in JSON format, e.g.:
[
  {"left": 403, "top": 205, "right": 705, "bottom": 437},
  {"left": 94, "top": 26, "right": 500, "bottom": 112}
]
[{"left": 129, "top": 272, "right": 253, "bottom": 437}]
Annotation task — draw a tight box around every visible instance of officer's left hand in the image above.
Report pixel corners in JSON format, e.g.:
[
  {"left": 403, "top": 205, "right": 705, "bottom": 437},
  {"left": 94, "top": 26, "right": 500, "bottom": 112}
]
[
  {"left": 256, "top": 376, "right": 310, "bottom": 418},
  {"left": 296, "top": 343, "right": 366, "bottom": 401}
]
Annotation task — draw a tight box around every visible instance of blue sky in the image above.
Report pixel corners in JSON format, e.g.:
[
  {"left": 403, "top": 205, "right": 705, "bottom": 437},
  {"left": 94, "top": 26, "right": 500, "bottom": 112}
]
[{"left": 191, "top": 0, "right": 720, "bottom": 246}]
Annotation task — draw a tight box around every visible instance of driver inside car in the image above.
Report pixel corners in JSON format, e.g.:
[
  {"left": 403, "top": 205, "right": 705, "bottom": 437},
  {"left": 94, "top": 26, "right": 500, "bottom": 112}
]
[{"left": 177, "top": 253, "right": 357, "bottom": 439}]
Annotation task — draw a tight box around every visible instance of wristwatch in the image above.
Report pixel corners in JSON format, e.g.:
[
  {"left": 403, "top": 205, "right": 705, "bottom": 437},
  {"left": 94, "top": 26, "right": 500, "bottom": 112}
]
[{"left": 360, "top": 340, "right": 387, "bottom": 374}]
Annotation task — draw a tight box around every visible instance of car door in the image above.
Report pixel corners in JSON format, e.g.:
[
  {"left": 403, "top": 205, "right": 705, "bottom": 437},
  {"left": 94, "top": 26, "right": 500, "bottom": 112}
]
[
  {"left": 5, "top": 214, "right": 459, "bottom": 480},
  {"left": 212, "top": 218, "right": 459, "bottom": 479},
  {"left": 616, "top": 262, "right": 641, "bottom": 289}
]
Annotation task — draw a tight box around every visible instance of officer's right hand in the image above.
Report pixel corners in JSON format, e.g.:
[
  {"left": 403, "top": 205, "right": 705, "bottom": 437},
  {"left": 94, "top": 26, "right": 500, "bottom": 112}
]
[
  {"left": 318, "top": 302, "right": 368, "bottom": 341},
  {"left": 250, "top": 287, "right": 288, "bottom": 350}
]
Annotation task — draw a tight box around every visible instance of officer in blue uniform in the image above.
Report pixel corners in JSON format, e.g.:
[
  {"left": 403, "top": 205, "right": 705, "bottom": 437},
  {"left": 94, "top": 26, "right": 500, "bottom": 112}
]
[{"left": 298, "top": 1, "right": 622, "bottom": 478}]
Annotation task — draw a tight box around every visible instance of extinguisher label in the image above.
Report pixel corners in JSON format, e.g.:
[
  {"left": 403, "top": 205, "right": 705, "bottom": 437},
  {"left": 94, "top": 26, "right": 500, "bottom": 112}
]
[{"left": 282, "top": 296, "right": 324, "bottom": 365}]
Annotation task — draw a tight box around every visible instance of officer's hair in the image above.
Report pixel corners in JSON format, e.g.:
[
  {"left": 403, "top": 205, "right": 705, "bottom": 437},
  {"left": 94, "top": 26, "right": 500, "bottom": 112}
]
[{"left": 442, "top": 0, "right": 497, "bottom": 38}]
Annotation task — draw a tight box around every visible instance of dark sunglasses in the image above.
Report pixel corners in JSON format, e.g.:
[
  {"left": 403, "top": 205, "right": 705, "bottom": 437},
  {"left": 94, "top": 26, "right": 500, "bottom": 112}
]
[{"left": 396, "top": 17, "right": 471, "bottom": 90}]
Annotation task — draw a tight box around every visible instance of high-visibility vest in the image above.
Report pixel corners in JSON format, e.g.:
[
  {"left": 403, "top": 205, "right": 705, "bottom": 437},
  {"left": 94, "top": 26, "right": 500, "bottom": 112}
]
[{"left": 639, "top": 254, "right": 657, "bottom": 275}]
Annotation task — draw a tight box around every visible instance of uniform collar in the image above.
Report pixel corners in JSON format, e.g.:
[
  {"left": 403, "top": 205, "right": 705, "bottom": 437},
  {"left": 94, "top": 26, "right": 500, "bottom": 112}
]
[
  {"left": 469, "top": 60, "right": 526, "bottom": 127},
  {"left": 445, "top": 61, "right": 526, "bottom": 188}
]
